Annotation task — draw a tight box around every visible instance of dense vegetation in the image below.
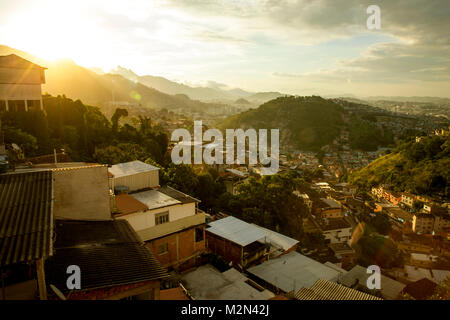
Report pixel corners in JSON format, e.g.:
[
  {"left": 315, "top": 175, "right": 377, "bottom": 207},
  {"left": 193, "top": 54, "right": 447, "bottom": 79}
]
[
  {"left": 219, "top": 96, "right": 345, "bottom": 151},
  {"left": 348, "top": 115, "right": 395, "bottom": 151},
  {"left": 219, "top": 96, "right": 396, "bottom": 152},
  {"left": 348, "top": 135, "right": 449, "bottom": 196},
  {"left": 1, "top": 94, "right": 169, "bottom": 164}
]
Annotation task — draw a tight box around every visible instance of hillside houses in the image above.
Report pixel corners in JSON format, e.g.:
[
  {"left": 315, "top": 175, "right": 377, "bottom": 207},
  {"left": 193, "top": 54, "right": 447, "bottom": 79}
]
[{"left": 109, "top": 160, "right": 206, "bottom": 271}]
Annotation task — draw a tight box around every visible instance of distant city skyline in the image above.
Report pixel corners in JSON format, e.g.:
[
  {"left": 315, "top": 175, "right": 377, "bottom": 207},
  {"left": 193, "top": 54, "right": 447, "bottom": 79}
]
[{"left": 1, "top": 0, "right": 449, "bottom": 97}]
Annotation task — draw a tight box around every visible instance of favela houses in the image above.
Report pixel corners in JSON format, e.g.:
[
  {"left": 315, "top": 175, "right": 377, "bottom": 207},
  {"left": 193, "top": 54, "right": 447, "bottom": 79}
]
[{"left": 0, "top": 0, "right": 449, "bottom": 313}]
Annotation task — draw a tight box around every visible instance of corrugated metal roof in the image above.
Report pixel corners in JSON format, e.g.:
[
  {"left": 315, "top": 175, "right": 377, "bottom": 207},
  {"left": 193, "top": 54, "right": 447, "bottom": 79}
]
[
  {"left": 247, "top": 251, "right": 342, "bottom": 293},
  {"left": 251, "top": 224, "right": 299, "bottom": 251},
  {"left": 207, "top": 216, "right": 298, "bottom": 250},
  {"left": 295, "top": 278, "right": 382, "bottom": 300},
  {"left": 0, "top": 171, "right": 53, "bottom": 266},
  {"left": 109, "top": 160, "right": 159, "bottom": 178},
  {"left": 206, "top": 216, "right": 267, "bottom": 246},
  {"left": 45, "top": 220, "right": 169, "bottom": 293}
]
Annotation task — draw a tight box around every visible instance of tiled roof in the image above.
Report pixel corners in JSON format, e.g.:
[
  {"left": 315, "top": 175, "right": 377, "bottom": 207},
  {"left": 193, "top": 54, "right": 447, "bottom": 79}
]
[
  {"left": 295, "top": 278, "right": 382, "bottom": 300},
  {"left": 45, "top": 220, "right": 169, "bottom": 293},
  {"left": 0, "top": 171, "right": 53, "bottom": 266},
  {"left": 0, "top": 54, "right": 46, "bottom": 69}
]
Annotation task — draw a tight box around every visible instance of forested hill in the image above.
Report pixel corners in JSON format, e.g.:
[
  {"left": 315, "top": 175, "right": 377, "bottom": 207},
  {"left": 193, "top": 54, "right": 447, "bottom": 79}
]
[
  {"left": 348, "top": 135, "right": 449, "bottom": 196},
  {"left": 218, "top": 95, "right": 395, "bottom": 151}
]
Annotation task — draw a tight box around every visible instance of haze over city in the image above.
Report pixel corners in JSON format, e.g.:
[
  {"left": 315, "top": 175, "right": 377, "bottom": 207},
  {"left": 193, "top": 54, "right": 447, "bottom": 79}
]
[{"left": 1, "top": 0, "right": 449, "bottom": 97}]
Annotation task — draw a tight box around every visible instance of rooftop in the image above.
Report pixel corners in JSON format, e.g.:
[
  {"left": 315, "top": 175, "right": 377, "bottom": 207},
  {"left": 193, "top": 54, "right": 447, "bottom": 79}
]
[
  {"left": 181, "top": 265, "right": 274, "bottom": 300},
  {"left": 108, "top": 160, "right": 159, "bottom": 178},
  {"left": 131, "top": 189, "right": 181, "bottom": 210},
  {"left": 206, "top": 216, "right": 267, "bottom": 247},
  {"left": 320, "top": 198, "right": 342, "bottom": 209},
  {"left": 114, "top": 193, "right": 148, "bottom": 215},
  {"left": 45, "top": 220, "right": 169, "bottom": 294},
  {"left": 295, "top": 278, "right": 381, "bottom": 300},
  {"left": 0, "top": 171, "right": 53, "bottom": 266},
  {"left": 0, "top": 54, "right": 46, "bottom": 69},
  {"left": 206, "top": 216, "right": 298, "bottom": 250},
  {"left": 247, "top": 251, "right": 342, "bottom": 293},
  {"left": 339, "top": 265, "right": 405, "bottom": 300}
]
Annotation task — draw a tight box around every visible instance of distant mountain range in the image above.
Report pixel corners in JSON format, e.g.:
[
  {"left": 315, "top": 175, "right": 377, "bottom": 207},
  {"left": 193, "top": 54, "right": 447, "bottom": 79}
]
[
  {"left": 0, "top": 45, "right": 229, "bottom": 113},
  {"left": 110, "top": 66, "right": 249, "bottom": 101}
]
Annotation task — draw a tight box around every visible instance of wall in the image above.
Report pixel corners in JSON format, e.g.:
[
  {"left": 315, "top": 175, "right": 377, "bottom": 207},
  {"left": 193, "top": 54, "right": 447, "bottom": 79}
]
[
  {"left": 53, "top": 166, "right": 112, "bottom": 220},
  {"left": 118, "top": 202, "right": 196, "bottom": 232},
  {"left": 113, "top": 171, "right": 159, "bottom": 192},
  {"left": 206, "top": 232, "right": 243, "bottom": 267},
  {"left": 146, "top": 226, "right": 206, "bottom": 271}
]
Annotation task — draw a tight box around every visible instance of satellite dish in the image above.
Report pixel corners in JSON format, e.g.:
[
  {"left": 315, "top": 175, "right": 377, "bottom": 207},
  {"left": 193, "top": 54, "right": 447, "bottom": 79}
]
[{"left": 49, "top": 284, "right": 67, "bottom": 300}]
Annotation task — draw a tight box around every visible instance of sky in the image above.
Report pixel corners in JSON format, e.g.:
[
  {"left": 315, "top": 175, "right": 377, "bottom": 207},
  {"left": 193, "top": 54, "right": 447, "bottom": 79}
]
[{"left": 1, "top": 0, "right": 449, "bottom": 97}]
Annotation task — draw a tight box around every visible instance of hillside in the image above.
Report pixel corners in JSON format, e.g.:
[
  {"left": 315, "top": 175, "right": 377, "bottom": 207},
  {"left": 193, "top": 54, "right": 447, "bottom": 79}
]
[
  {"left": 218, "top": 96, "right": 399, "bottom": 151},
  {"left": 348, "top": 135, "right": 449, "bottom": 196},
  {"left": 218, "top": 96, "right": 345, "bottom": 150}
]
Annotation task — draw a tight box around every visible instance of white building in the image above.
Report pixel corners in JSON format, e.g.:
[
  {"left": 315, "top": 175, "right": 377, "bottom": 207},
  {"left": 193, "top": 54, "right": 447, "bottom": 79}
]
[
  {"left": 0, "top": 54, "right": 46, "bottom": 112},
  {"left": 109, "top": 160, "right": 160, "bottom": 192}
]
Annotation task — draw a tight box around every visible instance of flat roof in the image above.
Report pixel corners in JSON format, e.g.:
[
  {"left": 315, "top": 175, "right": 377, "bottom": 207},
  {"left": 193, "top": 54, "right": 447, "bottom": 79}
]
[
  {"left": 109, "top": 160, "right": 159, "bottom": 178},
  {"left": 247, "top": 251, "right": 342, "bottom": 293},
  {"left": 131, "top": 189, "right": 181, "bottom": 210},
  {"left": 158, "top": 186, "right": 200, "bottom": 204}
]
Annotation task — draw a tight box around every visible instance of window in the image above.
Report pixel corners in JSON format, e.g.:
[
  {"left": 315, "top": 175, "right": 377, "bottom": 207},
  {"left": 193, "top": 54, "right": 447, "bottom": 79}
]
[
  {"left": 195, "top": 227, "right": 204, "bottom": 242},
  {"left": 0, "top": 101, "right": 6, "bottom": 112},
  {"left": 27, "top": 100, "right": 41, "bottom": 110},
  {"left": 157, "top": 243, "right": 168, "bottom": 255},
  {"left": 155, "top": 211, "right": 169, "bottom": 225}
]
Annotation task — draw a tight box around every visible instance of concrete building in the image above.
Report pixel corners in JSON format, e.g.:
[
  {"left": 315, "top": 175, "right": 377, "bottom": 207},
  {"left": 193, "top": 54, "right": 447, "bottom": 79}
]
[
  {"left": 205, "top": 216, "right": 299, "bottom": 270},
  {"left": 115, "top": 186, "right": 206, "bottom": 271},
  {"left": 401, "top": 193, "right": 415, "bottom": 208},
  {"left": 0, "top": 54, "right": 46, "bottom": 112},
  {"left": 109, "top": 160, "right": 160, "bottom": 192},
  {"left": 412, "top": 213, "right": 450, "bottom": 234},
  {"left": 316, "top": 198, "right": 343, "bottom": 219}
]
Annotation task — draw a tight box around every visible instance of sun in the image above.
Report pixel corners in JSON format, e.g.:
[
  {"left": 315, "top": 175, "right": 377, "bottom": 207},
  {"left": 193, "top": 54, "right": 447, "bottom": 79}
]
[{"left": 1, "top": 1, "right": 114, "bottom": 69}]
